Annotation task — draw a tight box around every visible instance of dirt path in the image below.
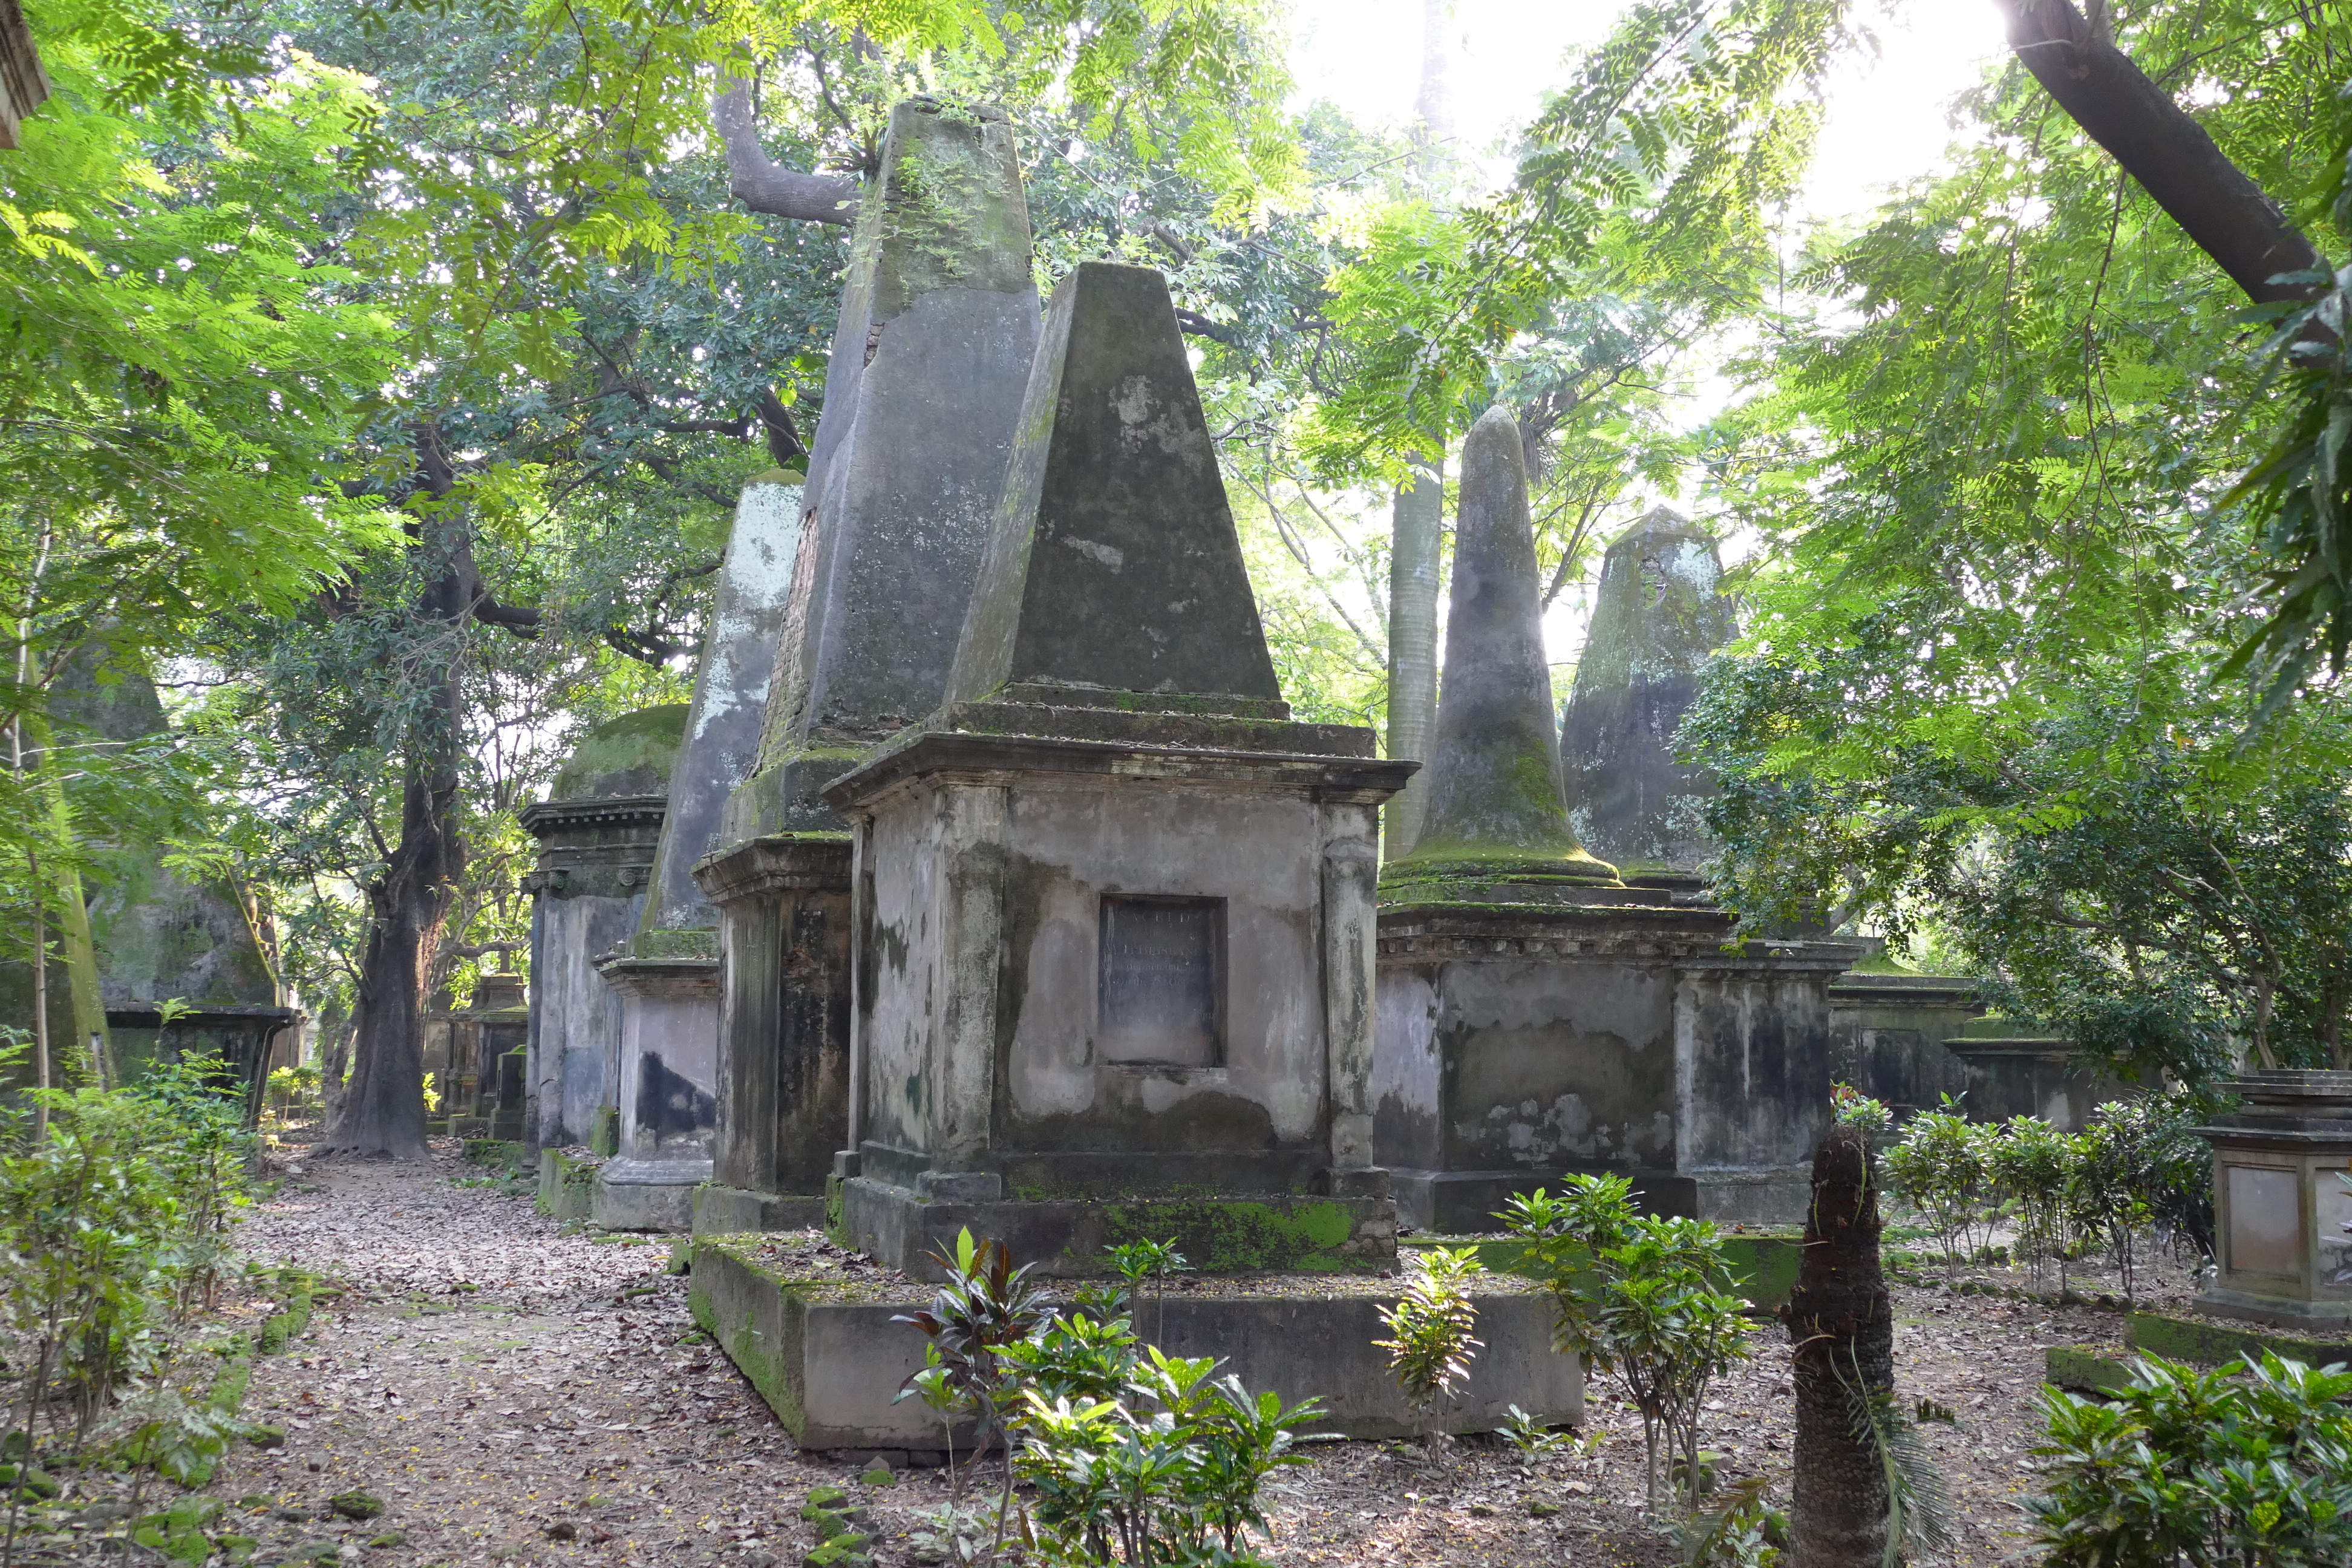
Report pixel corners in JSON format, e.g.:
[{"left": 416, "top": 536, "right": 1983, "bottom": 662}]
[{"left": 174, "top": 1148, "right": 2136, "bottom": 1568}]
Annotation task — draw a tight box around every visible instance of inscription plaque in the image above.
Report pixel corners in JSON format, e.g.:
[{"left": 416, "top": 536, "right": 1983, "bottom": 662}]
[
  {"left": 2227, "top": 1164, "right": 2302, "bottom": 1278},
  {"left": 1098, "top": 896, "right": 1224, "bottom": 1067}
]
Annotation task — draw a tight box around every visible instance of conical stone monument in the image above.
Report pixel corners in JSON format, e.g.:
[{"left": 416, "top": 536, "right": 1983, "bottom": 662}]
[
  {"left": 1373, "top": 416, "right": 1860, "bottom": 1230},
  {"left": 720, "top": 97, "right": 1044, "bottom": 840},
  {"left": 1558, "top": 506, "right": 1738, "bottom": 883},
  {"left": 1383, "top": 407, "right": 1619, "bottom": 901},
  {"left": 591, "top": 474, "right": 803, "bottom": 1231},
  {"left": 823, "top": 261, "right": 1414, "bottom": 1276},
  {"left": 686, "top": 97, "right": 1043, "bottom": 1238},
  {"left": 4, "top": 639, "right": 298, "bottom": 1118}
]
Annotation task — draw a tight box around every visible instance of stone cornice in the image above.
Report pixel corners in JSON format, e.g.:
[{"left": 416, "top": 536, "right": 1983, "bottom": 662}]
[
  {"left": 691, "top": 832, "right": 853, "bottom": 906},
  {"left": 1828, "top": 973, "right": 1983, "bottom": 1004},
  {"left": 823, "top": 723, "right": 1416, "bottom": 815},
  {"left": 1377, "top": 903, "right": 1864, "bottom": 973},
  {"left": 518, "top": 794, "right": 668, "bottom": 838},
  {"left": 593, "top": 954, "right": 720, "bottom": 995}
]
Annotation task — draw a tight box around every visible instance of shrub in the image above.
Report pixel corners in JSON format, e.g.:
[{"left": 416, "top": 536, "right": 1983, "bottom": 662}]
[
  {"left": 0, "top": 1056, "right": 256, "bottom": 1535},
  {"left": 898, "top": 1232, "right": 1318, "bottom": 1567},
  {"left": 1984, "top": 1114, "right": 2073, "bottom": 1279},
  {"left": 2028, "top": 1353, "right": 2352, "bottom": 1567},
  {"left": 1830, "top": 1083, "right": 1893, "bottom": 1137},
  {"left": 1503, "top": 1178, "right": 1756, "bottom": 1512},
  {"left": 1375, "top": 1246, "right": 1484, "bottom": 1446},
  {"left": 1881, "top": 1102, "right": 1990, "bottom": 1274}
]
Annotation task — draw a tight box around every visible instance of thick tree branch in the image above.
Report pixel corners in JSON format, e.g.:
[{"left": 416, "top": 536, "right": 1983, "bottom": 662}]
[
  {"left": 1174, "top": 307, "right": 1239, "bottom": 346},
  {"left": 756, "top": 387, "right": 808, "bottom": 466},
  {"left": 713, "top": 77, "right": 860, "bottom": 226},
  {"left": 1993, "top": 0, "right": 2329, "bottom": 305}
]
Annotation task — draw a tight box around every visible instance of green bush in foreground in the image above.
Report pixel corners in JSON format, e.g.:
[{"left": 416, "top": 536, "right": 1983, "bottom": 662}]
[{"left": 2028, "top": 1352, "right": 2352, "bottom": 1568}]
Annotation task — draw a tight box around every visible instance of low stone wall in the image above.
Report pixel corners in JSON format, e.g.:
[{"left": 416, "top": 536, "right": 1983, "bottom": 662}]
[{"left": 689, "top": 1236, "right": 1581, "bottom": 1454}]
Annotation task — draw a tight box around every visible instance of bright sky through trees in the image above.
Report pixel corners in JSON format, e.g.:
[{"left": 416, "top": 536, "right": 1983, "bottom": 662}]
[{"left": 1285, "top": 0, "right": 2016, "bottom": 674}]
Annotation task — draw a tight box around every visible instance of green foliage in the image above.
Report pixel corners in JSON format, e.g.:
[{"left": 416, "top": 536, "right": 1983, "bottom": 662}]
[
  {"left": 2218, "top": 82, "right": 2352, "bottom": 717},
  {"left": 0, "top": 1057, "right": 253, "bottom": 1492},
  {"left": 1880, "top": 1103, "right": 1989, "bottom": 1275},
  {"left": 1682, "top": 2, "right": 2352, "bottom": 1073},
  {"left": 1374, "top": 1246, "right": 1485, "bottom": 1436},
  {"left": 1503, "top": 1176, "right": 1756, "bottom": 1513},
  {"left": 1831, "top": 1083, "right": 1893, "bottom": 1137},
  {"left": 894, "top": 1230, "right": 1315, "bottom": 1567},
  {"left": 1500, "top": 1403, "right": 1570, "bottom": 1465},
  {"left": 1880, "top": 1094, "right": 2213, "bottom": 1298},
  {"left": 1677, "top": 1474, "right": 1785, "bottom": 1568},
  {"left": 2028, "top": 1353, "right": 2352, "bottom": 1568},
  {"left": 1013, "top": 1345, "right": 1316, "bottom": 1567}
]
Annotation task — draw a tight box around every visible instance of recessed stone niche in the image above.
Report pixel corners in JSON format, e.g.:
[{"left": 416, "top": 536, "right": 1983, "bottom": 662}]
[
  {"left": 823, "top": 261, "right": 1415, "bottom": 1278},
  {"left": 2197, "top": 1071, "right": 2352, "bottom": 1327}
]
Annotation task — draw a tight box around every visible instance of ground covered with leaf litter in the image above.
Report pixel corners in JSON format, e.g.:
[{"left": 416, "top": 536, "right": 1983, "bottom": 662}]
[{"left": 103, "top": 1145, "right": 2170, "bottom": 1568}]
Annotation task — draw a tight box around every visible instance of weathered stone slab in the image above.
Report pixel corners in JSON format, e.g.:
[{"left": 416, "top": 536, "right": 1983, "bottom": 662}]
[
  {"left": 1941, "top": 1018, "right": 2141, "bottom": 1131},
  {"left": 1373, "top": 905, "right": 1857, "bottom": 1228},
  {"left": 1559, "top": 508, "right": 1738, "bottom": 879},
  {"left": 947, "top": 261, "right": 1280, "bottom": 705},
  {"left": 724, "top": 99, "right": 1042, "bottom": 838},
  {"left": 690, "top": 1237, "right": 1580, "bottom": 1449},
  {"left": 1826, "top": 970, "right": 1983, "bottom": 1120}
]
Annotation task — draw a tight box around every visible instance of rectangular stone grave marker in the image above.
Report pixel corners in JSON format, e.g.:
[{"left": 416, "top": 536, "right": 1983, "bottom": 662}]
[{"left": 1098, "top": 897, "right": 1224, "bottom": 1067}]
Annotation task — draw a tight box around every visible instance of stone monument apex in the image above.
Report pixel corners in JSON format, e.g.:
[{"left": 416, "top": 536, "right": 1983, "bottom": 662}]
[
  {"left": 1391, "top": 406, "right": 1619, "bottom": 890},
  {"left": 1559, "top": 505, "right": 1738, "bottom": 881}
]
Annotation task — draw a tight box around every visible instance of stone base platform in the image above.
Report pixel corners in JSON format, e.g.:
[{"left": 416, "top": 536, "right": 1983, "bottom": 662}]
[
  {"left": 1393, "top": 1165, "right": 1812, "bottom": 1233},
  {"left": 688, "top": 1235, "right": 1581, "bottom": 1452},
  {"left": 2046, "top": 1307, "right": 2352, "bottom": 1394},
  {"left": 692, "top": 1183, "right": 829, "bottom": 1238},
  {"left": 2194, "top": 1287, "right": 2352, "bottom": 1330},
  {"left": 536, "top": 1149, "right": 598, "bottom": 1221},
  {"left": 837, "top": 1175, "right": 1397, "bottom": 1281},
  {"left": 592, "top": 1155, "right": 712, "bottom": 1232}
]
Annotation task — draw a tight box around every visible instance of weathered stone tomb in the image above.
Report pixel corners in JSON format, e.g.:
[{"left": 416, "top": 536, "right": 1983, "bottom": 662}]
[
  {"left": 591, "top": 474, "right": 803, "bottom": 1230},
  {"left": 689, "top": 97, "right": 1044, "bottom": 1237},
  {"left": 824, "top": 260, "right": 1416, "bottom": 1277},
  {"left": 1374, "top": 411, "right": 1860, "bottom": 1232},
  {"left": 518, "top": 704, "right": 681, "bottom": 1153}
]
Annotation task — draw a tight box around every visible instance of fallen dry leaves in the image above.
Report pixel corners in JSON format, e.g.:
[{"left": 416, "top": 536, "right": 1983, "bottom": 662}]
[{"left": 145, "top": 1142, "right": 2194, "bottom": 1568}]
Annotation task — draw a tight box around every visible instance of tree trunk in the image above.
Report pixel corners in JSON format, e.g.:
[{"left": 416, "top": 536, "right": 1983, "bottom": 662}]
[
  {"left": 1991, "top": 0, "right": 2328, "bottom": 306},
  {"left": 1383, "top": 0, "right": 1459, "bottom": 860},
  {"left": 321, "top": 432, "right": 471, "bottom": 1160},
  {"left": 1782, "top": 1123, "right": 1892, "bottom": 1568},
  {"left": 1385, "top": 459, "right": 1443, "bottom": 856}
]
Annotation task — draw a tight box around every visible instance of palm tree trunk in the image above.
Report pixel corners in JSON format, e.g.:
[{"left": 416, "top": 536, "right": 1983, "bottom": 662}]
[{"left": 1782, "top": 1124, "right": 1892, "bottom": 1568}]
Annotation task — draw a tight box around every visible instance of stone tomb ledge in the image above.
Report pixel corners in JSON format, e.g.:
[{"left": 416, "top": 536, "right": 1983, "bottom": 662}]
[
  {"left": 1400, "top": 1227, "right": 1805, "bottom": 1315},
  {"left": 689, "top": 1232, "right": 1581, "bottom": 1452},
  {"left": 2045, "top": 1307, "right": 2352, "bottom": 1394}
]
